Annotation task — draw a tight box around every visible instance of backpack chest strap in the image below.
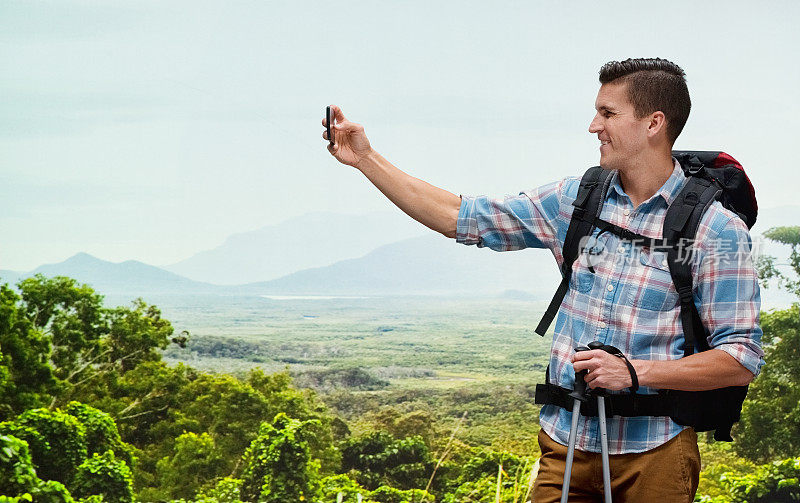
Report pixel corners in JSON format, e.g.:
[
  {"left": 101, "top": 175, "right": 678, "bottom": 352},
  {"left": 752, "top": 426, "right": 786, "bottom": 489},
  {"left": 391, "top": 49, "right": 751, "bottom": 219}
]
[{"left": 583, "top": 214, "right": 671, "bottom": 250}]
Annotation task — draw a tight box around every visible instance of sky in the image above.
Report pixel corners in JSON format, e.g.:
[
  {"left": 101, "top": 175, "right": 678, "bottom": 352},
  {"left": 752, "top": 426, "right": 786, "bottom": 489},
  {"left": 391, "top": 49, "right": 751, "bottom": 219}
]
[{"left": 1, "top": 0, "right": 799, "bottom": 271}]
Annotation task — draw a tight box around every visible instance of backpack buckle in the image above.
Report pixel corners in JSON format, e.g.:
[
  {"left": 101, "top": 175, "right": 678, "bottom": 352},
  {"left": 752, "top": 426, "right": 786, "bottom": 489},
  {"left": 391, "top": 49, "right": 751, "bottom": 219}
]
[{"left": 687, "top": 155, "right": 705, "bottom": 176}]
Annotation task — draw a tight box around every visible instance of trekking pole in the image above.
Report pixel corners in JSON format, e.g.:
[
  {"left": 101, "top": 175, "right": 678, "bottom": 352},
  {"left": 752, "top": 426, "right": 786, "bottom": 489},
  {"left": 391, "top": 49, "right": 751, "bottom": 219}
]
[
  {"left": 561, "top": 345, "right": 590, "bottom": 503},
  {"left": 588, "top": 341, "right": 613, "bottom": 503}
]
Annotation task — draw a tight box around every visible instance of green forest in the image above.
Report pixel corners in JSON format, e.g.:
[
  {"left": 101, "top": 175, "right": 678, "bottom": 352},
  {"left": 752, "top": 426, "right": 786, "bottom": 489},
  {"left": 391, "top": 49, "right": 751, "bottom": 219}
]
[{"left": 2, "top": 227, "right": 800, "bottom": 502}]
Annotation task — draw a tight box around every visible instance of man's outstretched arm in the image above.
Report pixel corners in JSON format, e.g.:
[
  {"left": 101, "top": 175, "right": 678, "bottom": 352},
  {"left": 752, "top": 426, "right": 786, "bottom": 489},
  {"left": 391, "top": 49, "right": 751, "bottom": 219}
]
[
  {"left": 323, "top": 105, "right": 461, "bottom": 238},
  {"left": 356, "top": 150, "right": 462, "bottom": 239}
]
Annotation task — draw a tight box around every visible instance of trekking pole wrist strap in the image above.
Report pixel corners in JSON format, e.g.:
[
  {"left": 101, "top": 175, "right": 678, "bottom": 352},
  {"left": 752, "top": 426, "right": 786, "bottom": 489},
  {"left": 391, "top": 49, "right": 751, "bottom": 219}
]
[
  {"left": 601, "top": 344, "right": 639, "bottom": 394},
  {"left": 617, "top": 352, "right": 639, "bottom": 394}
]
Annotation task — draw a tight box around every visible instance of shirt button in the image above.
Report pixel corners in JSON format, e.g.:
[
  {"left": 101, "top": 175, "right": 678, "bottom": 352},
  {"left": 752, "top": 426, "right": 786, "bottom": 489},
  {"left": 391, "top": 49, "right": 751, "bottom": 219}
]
[
  {"left": 606, "top": 284, "right": 614, "bottom": 291},
  {"left": 599, "top": 321, "right": 608, "bottom": 329},
  {"left": 662, "top": 258, "right": 668, "bottom": 267},
  {"left": 623, "top": 209, "right": 631, "bottom": 216},
  {"left": 617, "top": 246, "right": 625, "bottom": 253}
]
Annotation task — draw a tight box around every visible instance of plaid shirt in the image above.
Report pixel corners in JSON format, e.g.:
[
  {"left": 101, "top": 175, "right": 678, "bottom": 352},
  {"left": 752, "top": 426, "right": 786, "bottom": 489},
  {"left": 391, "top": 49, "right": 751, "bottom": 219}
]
[{"left": 456, "top": 158, "right": 765, "bottom": 454}]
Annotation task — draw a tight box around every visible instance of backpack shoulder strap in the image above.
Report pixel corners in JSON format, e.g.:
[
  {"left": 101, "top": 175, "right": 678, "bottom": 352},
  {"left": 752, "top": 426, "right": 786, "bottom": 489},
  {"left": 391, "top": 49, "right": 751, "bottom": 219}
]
[
  {"left": 535, "top": 166, "right": 614, "bottom": 336},
  {"left": 663, "top": 164, "right": 723, "bottom": 356}
]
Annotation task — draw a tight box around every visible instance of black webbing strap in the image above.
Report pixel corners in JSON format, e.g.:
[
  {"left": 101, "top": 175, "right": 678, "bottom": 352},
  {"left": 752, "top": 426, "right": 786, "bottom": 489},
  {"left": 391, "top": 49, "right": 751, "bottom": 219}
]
[
  {"left": 535, "top": 381, "right": 746, "bottom": 440},
  {"left": 534, "top": 267, "right": 572, "bottom": 337},
  {"left": 535, "top": 167, "right": 614, "bottom": 336},
  {"left": 663, "top": 173, "right": 721, "bottom": 356},
  {"left": 587, "top": 216, "right": 671, "bottom": 250},
  {"left": 534, "top": 382, "right": 672, "bottom": 418},
  {"left": 534, "top": 382, "right": 612, "bottom": 416}
]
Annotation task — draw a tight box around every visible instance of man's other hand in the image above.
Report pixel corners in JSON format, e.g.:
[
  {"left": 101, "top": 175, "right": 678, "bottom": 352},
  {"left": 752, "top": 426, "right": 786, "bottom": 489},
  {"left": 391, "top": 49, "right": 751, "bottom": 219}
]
[
  {"left": 572, "top": 349, "right": 633, "bottom": 391},
  {"left": 322, "top": 105, "right": 373, "bottom": 169}
]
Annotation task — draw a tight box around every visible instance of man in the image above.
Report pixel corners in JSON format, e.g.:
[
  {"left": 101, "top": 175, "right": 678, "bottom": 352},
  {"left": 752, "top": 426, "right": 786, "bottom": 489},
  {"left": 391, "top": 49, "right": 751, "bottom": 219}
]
[{"left": 323, "top": 58, "right": 764, "bottom": 501}]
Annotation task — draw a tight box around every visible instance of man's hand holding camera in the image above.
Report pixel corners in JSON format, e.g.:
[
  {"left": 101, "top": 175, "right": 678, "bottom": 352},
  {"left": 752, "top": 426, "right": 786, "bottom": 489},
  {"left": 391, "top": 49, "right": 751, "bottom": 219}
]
[{"left": 322, "top": 105, "right": 373, "bottom": 170}]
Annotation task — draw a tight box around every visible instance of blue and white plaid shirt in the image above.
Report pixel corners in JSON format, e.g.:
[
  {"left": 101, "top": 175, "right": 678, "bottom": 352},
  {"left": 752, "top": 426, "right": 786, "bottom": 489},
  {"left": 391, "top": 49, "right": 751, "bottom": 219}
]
[{"left": 456, "top": 158, "right": 765, "bottom": 454}]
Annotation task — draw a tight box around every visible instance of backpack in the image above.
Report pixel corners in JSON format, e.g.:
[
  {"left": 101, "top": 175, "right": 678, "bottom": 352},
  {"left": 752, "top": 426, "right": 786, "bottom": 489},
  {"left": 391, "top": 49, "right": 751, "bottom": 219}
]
[{"left": 533, "top": 151, "right": 758, "bottom": 441}]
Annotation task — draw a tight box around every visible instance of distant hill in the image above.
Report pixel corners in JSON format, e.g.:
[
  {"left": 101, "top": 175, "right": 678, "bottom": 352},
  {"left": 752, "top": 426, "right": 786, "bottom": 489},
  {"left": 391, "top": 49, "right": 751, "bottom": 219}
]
[
  {"left": 2, "top": 241, "right": 561, "bottom": 300},
  {"left": 5, "top": 253, "right": 221, "bottom": 296},
  {"left": 230, "top": 203, "right": 800, "bottom": 306},
  {"left": 0, "top": 270, "right": 22, "bottom": 286},
  {"left": 164, "top": 211, "right": 428, "bottom": 285},
  {"left": 1, "top": 205, "right": 797, "bottom": 307},
  {"left": 235, "top": 234, "right": 562, "bottom": 297}
]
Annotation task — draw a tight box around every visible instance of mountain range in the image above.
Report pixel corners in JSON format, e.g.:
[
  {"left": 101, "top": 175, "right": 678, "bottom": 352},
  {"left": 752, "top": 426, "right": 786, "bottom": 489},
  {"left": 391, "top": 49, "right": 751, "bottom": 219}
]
[
  {"left": 164, "top": 211, "right": 427, "bottom": 285},
  {"left": 1, "top": 253, "right": 222, "bottom": 296},
  {"left": 1, "top": 207, "right": 798, "bottom": 308},
  {"left": 1, "top": 236, "right": 561, "bottom": 300},
  {"left": 235, "top": 234, "right": 560, "bottom": 296}
]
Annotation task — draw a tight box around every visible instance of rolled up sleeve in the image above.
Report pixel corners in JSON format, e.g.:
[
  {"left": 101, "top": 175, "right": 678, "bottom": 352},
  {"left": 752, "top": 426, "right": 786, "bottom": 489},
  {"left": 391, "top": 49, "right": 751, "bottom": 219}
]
[
  {"left": 696, "top": 212, "right": 765, "bottom": 376},
  {"left": 455, "top": 178, "right": 571, "bottom": 253}
]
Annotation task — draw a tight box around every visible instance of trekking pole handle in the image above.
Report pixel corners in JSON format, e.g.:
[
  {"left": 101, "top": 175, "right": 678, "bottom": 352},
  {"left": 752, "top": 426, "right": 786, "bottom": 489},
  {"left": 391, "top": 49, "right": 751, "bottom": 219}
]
[
  {"left": 587, "top": 341, "right": 607, "bottom": 394},
  {"left": 587, "top": 340, "right": 638, "bottom": 394},
  {"left": 569, "top": 345, "right": 591, "bottom": 401}
]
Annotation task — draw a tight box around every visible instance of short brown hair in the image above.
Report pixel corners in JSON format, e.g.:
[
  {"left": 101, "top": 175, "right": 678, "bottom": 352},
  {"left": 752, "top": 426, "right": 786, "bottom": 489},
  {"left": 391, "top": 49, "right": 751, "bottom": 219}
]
[{"left": 599, "top": 58, "right": 691, "bottom": 145}]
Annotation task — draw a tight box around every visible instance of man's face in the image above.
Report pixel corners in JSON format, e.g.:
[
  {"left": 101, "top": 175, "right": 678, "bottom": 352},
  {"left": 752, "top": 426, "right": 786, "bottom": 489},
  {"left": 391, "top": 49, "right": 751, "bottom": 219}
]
[{"left": 588, "top": 81, "right": 652, "bottom": 171}]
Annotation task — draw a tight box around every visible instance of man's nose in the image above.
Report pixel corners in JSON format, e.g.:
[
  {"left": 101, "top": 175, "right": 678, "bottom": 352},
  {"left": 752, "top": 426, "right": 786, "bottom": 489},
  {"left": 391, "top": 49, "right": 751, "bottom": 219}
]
[{"left": 588, "top": 116, "right": 602, "bottom": 134}]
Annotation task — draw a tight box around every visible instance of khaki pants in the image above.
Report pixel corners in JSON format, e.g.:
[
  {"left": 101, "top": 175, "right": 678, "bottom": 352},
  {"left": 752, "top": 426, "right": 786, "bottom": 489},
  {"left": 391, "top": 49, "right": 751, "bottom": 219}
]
[{"left": 533, "top": 428, "right": 701, "bottom": 502}]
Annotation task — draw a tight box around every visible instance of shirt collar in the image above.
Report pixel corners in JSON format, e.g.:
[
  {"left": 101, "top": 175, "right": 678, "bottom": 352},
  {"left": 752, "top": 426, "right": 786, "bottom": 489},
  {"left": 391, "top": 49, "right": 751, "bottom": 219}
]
[{"left": 607, "top": 157, "right": 685, "bottom": 207}]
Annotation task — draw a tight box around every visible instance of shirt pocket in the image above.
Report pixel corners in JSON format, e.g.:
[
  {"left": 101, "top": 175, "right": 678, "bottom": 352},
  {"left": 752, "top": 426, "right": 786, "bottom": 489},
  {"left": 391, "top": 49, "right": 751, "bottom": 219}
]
[
  {"left": 570, "top": 232, "right": 609, "bottom": 294},
  {"left": 625, "top": 249, "right": 680, "bottom": 311},
  {"left": 572, "top": 266, "right": 595, "bottom": 293}
]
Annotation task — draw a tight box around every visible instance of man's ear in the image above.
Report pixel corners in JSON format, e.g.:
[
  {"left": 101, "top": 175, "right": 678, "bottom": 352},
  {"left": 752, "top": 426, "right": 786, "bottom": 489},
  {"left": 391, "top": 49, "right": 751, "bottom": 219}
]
[{"left": 647, "top": 111, "right": 667, "bottom": 139}]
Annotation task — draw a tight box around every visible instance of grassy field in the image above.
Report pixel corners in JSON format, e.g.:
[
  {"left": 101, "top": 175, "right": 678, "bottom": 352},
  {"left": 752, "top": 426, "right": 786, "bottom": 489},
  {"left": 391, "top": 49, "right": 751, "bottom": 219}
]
[
  {"left": 157, "top": 294, "right": 554, "bottom": 382},
  {"left": 151, "top": 294, "right": 554, "bottom": 455}
]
